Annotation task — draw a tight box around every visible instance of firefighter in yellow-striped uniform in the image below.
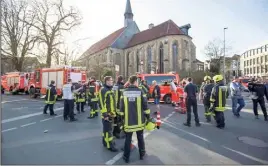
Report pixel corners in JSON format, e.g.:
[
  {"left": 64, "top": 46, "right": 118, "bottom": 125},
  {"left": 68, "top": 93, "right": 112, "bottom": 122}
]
[
  {"left": 112, "top": 75, "right": 125, "bottom": 139},
  {"left": 43, "top": 80, "right": 57, "bottom": 116},
  {"left": 209, "top": 75, "right": 229, "bottom": 129},
  {"left": 74, "top": 84, "right": 86, "bottom": 113},
  {"left": 120, "top": 75, "right": 151, "bottom": 163},
  {"left": 88, "top": 77, "right": 100, "bottom": 119},
  {"left": 99, "top": 76, "right": 118, "bottom": 152},
  {"left": 139, "top": 80, "right": 150, "bottom": 98}
]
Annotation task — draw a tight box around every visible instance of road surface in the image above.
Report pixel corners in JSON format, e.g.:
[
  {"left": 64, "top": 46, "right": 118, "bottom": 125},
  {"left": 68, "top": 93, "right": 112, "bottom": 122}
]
[{"left": 1, "top": 94, "right": 268, "bottom": 165}]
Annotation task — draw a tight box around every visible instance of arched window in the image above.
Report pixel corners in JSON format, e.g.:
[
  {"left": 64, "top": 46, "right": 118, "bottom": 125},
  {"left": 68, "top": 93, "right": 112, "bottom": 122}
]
[
  {"left": 126, "top": 52, "right": 130, "bottom": 76},
  {"left": 147, "top": 46, "right": 152, "bottom": 73},
  {"left": 172, "top": 41, "right": 178, "bottom": 71},
  {"left": 159, "top": 43, "right": 164, "bottom": 73},
  {"left": 136, "top": 50, "right": 140, "bottom": 72}
]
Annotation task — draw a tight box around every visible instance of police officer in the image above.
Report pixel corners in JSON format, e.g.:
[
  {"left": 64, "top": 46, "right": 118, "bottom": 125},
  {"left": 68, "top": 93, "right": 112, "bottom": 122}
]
[
  {"left": 99, "top": 76, "right": 118, "bottom": 152},
  {"left": 209, "top": 75, "right": 228, "bottom": 129},
  {"left": 120, "top": 75, "right": 151, "bottom": 163},
  {"left": 112, "top": 75, "right": 125, "bottom": 138},
  {"left": 183, "top": 77, "right": 200, "bottom": 127},
  {"left": 199, "top": 76, "right": 214, "bottom": 122},
  {"left": 75, "top": 84, "right": 86, "bottom": 113},
  {"left": 43, "top": 80, "right": 57, "bottom": 116},
  {"left": 62, "top": 78, "right": 79, "bottom": 122},
  {"left": 88, "top": 76, "right": 100, "bottom": 119}
]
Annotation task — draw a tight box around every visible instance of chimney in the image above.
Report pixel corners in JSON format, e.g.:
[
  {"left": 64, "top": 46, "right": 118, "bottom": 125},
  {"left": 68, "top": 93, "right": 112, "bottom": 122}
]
[{"left": 149, "top": 23, "right": 154, "bottom": 29}]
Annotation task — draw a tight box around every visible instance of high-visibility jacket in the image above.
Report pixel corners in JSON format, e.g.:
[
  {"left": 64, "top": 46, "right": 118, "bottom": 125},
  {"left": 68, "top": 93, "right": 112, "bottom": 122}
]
[
  {"left": 75, "top": 88, "right": 86, "bottom": 103},
  {"left": 99, "top": 84, "right": 116, "bottom": 119},
  {"left": 210, "top": 83, "right": 228, "bottom": 112},
  {"left": 88, "top": 81, "right": 100, "bottom": 102},
  {"left": 139, "top": 84, "right": 149, "bottom": 97},
  {"left": 45, "top": 84, "right": 57, "bottom": 104},
  {"left": 120, "top": 85, "right": 151, "bottom": 133},
  {"left": 112, "top": 82, "right": 125, "bottom": 112}
]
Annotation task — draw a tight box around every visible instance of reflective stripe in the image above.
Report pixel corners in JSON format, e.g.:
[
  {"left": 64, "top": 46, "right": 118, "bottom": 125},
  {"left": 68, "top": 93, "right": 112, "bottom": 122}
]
[
  {"left": 144, "top": 109, "right": 150, "bottom": 114},
  {"left": 125, "top": 126, "right": 145, "bottom": 132},
  {"left": 115, "top": 90, "right": 118, "bottom": 105},
  {"left": 137, "top": 96, "right": 141, "bottom": 126},
  {"left": 110, "top": 93, "right": 115, "bottom": 114},
  {"left": 124, "top": 96, "right": 128, "bottom": 128},
  {"left": 98, "top": 88, "right": 106, "bottom": 113},
  {"left": 204, "top": 112, "right": 211, "bottom": 115}
]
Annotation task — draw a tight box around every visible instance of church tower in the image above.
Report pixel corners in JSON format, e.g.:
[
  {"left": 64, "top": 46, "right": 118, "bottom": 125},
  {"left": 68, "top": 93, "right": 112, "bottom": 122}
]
[{"left": 124, "top": 0, "right": 134, "bottom": 27}]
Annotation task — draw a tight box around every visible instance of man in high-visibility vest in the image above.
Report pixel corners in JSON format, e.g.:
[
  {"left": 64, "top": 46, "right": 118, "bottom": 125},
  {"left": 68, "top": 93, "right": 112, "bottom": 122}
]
[
  {"left": 43, "top": 80, "right": 57, "bottom": 116},
  {"left": 99, "top": 76, "right": 118, "bottom": 152},
  {"left": 88, "top": 76, "right": 100, "bottom": 119}
]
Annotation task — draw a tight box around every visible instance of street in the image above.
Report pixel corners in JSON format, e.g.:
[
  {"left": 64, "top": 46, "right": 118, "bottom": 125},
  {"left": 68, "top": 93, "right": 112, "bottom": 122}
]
[{"left": 1, "top": 94, "right": 268, "bottom": 165}]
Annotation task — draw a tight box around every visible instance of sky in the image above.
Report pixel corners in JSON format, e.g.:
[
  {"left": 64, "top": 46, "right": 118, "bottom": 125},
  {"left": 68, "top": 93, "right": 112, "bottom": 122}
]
[{"left": 63, "top": 0, "right": 268, "bottom": 61}]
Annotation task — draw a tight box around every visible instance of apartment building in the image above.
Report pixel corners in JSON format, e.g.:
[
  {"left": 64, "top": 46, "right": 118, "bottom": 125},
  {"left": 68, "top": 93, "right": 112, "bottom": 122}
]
[{"left": 240, "top": 44, "right": 268, "bottom": 80}]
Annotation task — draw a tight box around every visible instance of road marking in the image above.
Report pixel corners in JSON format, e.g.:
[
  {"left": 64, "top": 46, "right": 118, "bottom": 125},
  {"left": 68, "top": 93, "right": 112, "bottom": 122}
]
[
  {"left": 222, "top": 146, "right": 268, "bottom": 164},
  {"left": 105, "top": 111, "right": 175, "bottom": 165},
  {"left": 40, "top": 118, "right": 53, "bottom": 122},
  {"left": 21, "top": 122, "right": 36, "bottom": 127},
  {"left": 1, "top": 99, "right": 29, "bottom": 104},
  {"left": 164, "top": 121, "right": 211, "bottom": 143},
  {"left": 54, "top": 115, "right": 63, "bottom": 118},
  {"left": 2, "top": 107, "right": 64, "bottom": 124},
  {"left": 2, "top": 127, "right": 18, "bottom": 133}
]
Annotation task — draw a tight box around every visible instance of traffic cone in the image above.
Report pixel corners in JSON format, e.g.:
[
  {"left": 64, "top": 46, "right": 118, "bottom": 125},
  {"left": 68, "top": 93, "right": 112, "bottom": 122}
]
[
  {"left": 156, "top": 111, "right": 162, "bottom": 129},
  {"left": 130, "top": 141, "right": 135, "bottom": 150},
  {"left": 178, "top": 96, "right": 186, "bottom": 114}
]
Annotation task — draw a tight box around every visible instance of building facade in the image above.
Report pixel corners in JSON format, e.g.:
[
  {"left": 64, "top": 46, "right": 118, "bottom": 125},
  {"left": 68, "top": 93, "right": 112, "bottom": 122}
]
[
  {"left": 240, "top": 43, "right": 268, "bottom": 79},
  {"left": 79, "top": 0, "right": 199, "bottom": 78}
]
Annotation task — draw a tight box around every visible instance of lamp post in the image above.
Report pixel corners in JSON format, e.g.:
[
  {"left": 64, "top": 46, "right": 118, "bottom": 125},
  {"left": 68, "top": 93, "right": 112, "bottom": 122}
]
[{"left": 223, "top": 27, "right": 228, "bottom": 83}]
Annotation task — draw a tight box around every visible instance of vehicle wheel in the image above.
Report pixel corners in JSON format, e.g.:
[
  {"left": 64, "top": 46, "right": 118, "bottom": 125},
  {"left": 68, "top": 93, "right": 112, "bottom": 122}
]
[
  {"left": 29, "top": 88, "right": 37, "bottom": 98},
  {"left": 164, "top": 95, "right": 172, "bottom": 104}
]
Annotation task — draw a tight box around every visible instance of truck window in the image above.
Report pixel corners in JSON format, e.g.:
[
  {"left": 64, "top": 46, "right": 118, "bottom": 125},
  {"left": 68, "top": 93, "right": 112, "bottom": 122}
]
[
  {"left": 35, "top": 71, "right": 40, "bottom": 82},
  {"left": 145, "top": 75, "right": 176, "bottom": 86}
]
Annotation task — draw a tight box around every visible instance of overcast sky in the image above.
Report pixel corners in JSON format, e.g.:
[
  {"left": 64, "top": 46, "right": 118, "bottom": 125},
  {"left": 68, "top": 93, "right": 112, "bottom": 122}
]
[{"left": 63, "top": 0, "right": 268, "bottom": 61}]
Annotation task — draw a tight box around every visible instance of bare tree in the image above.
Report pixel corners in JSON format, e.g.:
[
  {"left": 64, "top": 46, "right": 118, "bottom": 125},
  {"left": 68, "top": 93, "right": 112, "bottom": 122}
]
[
  {"left": 30, "top": 0, "right": 82, "bottom": 67},
  {"left": 1, "top": 0, "right": 38, "bottom": 72},
  {"left": 57, "top": 46, "right": 79, "bottom": 65}
]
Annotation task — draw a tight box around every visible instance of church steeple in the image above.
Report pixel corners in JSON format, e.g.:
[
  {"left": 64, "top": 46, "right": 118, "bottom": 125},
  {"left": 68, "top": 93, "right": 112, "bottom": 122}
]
[{"left": 124, "top": 0, "right": 133, "bottom": 27}]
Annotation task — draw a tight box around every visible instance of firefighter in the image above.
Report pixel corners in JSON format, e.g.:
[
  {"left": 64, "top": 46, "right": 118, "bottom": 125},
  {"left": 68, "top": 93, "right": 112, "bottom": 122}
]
[
  {"left": 75, "top": 84, "right": 86, "bottom": 113},
  {"left": 43, "top": 80, "right": 57, "bottom": 116},
  {"left": 209, "top": 75, "right": 228, "bottom": 129},
  {"left": 199, "top": 76, "right": 214, "bottom": 122},
  {"left": 87, "top": 76, "right": 100, "bottom": 119},
  {"left": 120, "top": 75, "right": 151, "bottom": 163},
  {"left": 111, "top": 75, "right": 125, "bottom": 139},
  {"left": 139, "top": 80, "right": 150, "bottom": 98},
  {"left": 99, "top": 76, "right": 118, "bottom": 152}
]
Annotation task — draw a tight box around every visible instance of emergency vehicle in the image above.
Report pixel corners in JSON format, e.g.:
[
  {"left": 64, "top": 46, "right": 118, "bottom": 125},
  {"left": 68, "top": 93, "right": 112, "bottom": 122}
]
[
  {"left": 137, "top": 72, "right": 180, "bottom": 104},
  {"left": 28, "top": 66, "right": 87, "bottom": 98},
  {"left": 1, "top": 72, "right": 30, "bottom": 94},
  {"left": 238, "top": 77, "right": 250, "bottom": 88}
]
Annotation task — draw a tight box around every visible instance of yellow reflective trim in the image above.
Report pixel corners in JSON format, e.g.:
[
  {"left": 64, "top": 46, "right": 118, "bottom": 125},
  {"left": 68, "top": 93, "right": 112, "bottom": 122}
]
[
  {"left": 115, "top": 90, "right": 118, "bottom": 106},
  {"left": 98, "top": 88, "right": 104, "bottom": 110},
  {"left": 124, "top": 126, "right": 145, "bottom": 132},
  {"left": 110, "top": 93, "right": 115, "bottom": 114},
  {"left": 137, "top": 96, "right": 142, "bottom": 126},
  {"left": 204, "top": 112, "right": 211, "bottom": 115},
  {"left": 124, "top": 124, "right": 145, "bottom": 129},
  {"left": 105, "top": 132, "right": 110, "bottom": 148},
  {"left": 219, "top": 88, "right": 222, "bottom": 108},
  {"left": 143, "top": 94, "right": 147, "bottom": 97},
  {"left": 124, "top": 96, "right": 128, "bottom": 127},
  {"left": 215, "top": 107, "right": 225, "bottom": 111},
  {"left": 144, "top": 109, "right": 150, "bottom": 114}
]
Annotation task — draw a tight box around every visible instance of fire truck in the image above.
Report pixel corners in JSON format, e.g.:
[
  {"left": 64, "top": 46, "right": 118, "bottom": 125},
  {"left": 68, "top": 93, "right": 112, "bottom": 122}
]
[
  {"left": 137, "top": 72, "right": 180, "bottom": 104},
  {"left": 28, "top": 66, "right": 87, "bottom": 98},
  {"left": 1, "top": 72, "right": 30, "bottom": 94}
]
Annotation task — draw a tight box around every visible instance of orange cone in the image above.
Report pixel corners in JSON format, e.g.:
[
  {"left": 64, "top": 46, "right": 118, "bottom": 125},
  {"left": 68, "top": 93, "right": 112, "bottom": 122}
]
[
  {"left": 130, "top": 141, "right": 135, "bottom": 150},
  {"left": 156, "top": 111, "right": 162, "bottom": 129}
]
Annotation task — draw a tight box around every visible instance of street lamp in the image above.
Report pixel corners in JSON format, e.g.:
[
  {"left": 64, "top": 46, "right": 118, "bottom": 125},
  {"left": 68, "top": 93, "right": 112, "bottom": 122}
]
[{"left": 223, "top": 27, "right": 228, "bottom": 83}]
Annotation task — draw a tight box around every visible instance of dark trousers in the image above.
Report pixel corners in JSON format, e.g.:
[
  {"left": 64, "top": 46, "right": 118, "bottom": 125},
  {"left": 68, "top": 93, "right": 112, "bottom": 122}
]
[
  {"left": 186, "top": 98, "right": 199, "bottom": 124},
  {"left": 76, "top": 102, "right": 85, "bottom": 112},
  {"left": 43, "top": 104, "right": 55, "bottom": 115},
  {"left": 89, "top": 101, "right": 98, "bottom": 117},
  {"left": 252, "top": 97, "right": 267, "bottom": 118},
  {"left": 203, "top": 99, "right": 211, "bottom": 121},
  {"left": 63, "top": 99, "right": 75, "bottom": 120},
  {"left": 214, "top": 111, "right": 225, "bottom": 128},
  {"left": 113, "top": 116, "right": 122, "bottom": 137},
  {"left": 102, "top": 119, "right": 115, "bottom": 149},
  {"left": 123, "top": 130, "right": 145, "bottom": 159}
]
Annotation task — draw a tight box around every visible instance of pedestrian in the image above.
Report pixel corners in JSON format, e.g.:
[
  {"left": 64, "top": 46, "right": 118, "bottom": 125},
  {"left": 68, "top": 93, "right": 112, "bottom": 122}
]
[
  {"left": 199, "top": 76, "right": 214, "bottom": 122},
  {"left": 99, "top": 76, "right": 118, "bottom": 152},
  {"left": 43, "top": 80, "right": 57, "bottom": 116},
  {"left": 112, "top": 75, "right": 125, "bottom": 139},
  {"left": 87, "top": 76, "right": 100, "bottom": 119},
  {"left": 152, "top": 80, "right": 160, "bottom": 114},
  {"left": 248, "top": 78, "right": 268, "bottom": 121},
  {"left": 210, "top": 75, "right": 228, "bottom": 129},
  {"left": 230, "top": 76, "right": 246, "bottom": 117},
  {"left": 183, "top": 77, "right": 200, "bottom": 127},
  {"left": 62, "top": 78, "right": 78, "bottom": 122},
  {"left": 120, "top": 75, "right": 151, "bottom": 163}
]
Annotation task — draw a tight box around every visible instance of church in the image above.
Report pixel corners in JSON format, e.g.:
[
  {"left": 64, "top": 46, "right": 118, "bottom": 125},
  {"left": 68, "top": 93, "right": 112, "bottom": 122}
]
[{"left": 80, "top": 0, "right": 199, "bottom": 78}]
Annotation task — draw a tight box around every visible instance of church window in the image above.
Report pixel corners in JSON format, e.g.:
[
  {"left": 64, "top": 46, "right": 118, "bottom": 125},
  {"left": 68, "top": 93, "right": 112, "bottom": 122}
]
[
  {"left": 159, "top": 43, "right": 164, "bottom": 73},
  {"left": 147, "top": 46, "right": 152, "bottom": 73},
  {"left": 172, "top": 41, "right": 178, "bottom": 71},
  {"left": 126, "top": 52, "right": 130, "bottom": 75},
  {"left": 136, "top": 50, "right": 140, "bottom": 72}
]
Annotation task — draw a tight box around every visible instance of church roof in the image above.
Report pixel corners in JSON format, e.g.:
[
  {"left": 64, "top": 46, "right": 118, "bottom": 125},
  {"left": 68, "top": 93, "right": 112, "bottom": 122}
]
[
  {"left": 126, "top": 19, "right": 185, "bottom": 48},
  {"left": 86, "top": 27, "right": 125, "bottom": 55}
]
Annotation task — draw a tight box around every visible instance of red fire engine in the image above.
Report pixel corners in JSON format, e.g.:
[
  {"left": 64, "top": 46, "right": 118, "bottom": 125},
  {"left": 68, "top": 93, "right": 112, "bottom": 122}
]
[
  {"left": 1, "top": 72, "right": 30, "bottom": 94},
  {"left": 137, "top": 72, "right": 180, "bottom": 104},
  {"left": 28, "top": 66, "right": 87, "bottom": 98},
  {"left": 238, "top": 77, "right": 250, "bottom": 88}
]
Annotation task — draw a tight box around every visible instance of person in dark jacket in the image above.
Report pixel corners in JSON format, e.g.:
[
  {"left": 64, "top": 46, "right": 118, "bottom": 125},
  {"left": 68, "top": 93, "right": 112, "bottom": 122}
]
[
  {"left": 43, "top": 80, "right": 57, "bottom": 116},
  {"left": 248, "top": 78, "right": 268, "bottom": 121},
  {"left": 88, "top": 76, "right": 100, "bottom": 119},
  {"left": 152, "top": 80, "right": 161, "bottom": 114},
  {"left": 139, "top": 80, "right": 150, "bottom": 97},
  {"left": 120, "top": 75, "right": 151, "bottom": 163}
]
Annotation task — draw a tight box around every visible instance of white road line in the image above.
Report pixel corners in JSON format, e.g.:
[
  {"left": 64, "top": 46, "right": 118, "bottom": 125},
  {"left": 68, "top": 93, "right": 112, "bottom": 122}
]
[
  {"left": 2, "top": 127, "right": 18, "bottom": 133},
  {"left": 105, "top": 111, "right": 175, "bottom": 165},
  {"left": 222, "top": 146, "right": 268, "bottom": 164},
  {"left": 21, "top": 122, "right": 36, "bottom": 127},
  {"left": 54, "top": 115, "right": 63, "bottom": 118},
  {"left": 40, "top": 118, "right": 53, "bottom": 122},
  {"left": 1, "top": 99, "right": 29, "bottom": 104},
  {"left": 163, "top": 121, "right": 211, "bottom": 143},
  {"left": 2, "top": 107, "right": 64, "bottom": 124}
]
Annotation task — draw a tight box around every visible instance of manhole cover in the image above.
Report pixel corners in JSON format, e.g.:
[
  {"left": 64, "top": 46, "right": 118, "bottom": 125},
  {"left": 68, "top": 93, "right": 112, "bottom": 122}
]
[{"left": 238, "top": 136, "right": 268, "bottom": 148}]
